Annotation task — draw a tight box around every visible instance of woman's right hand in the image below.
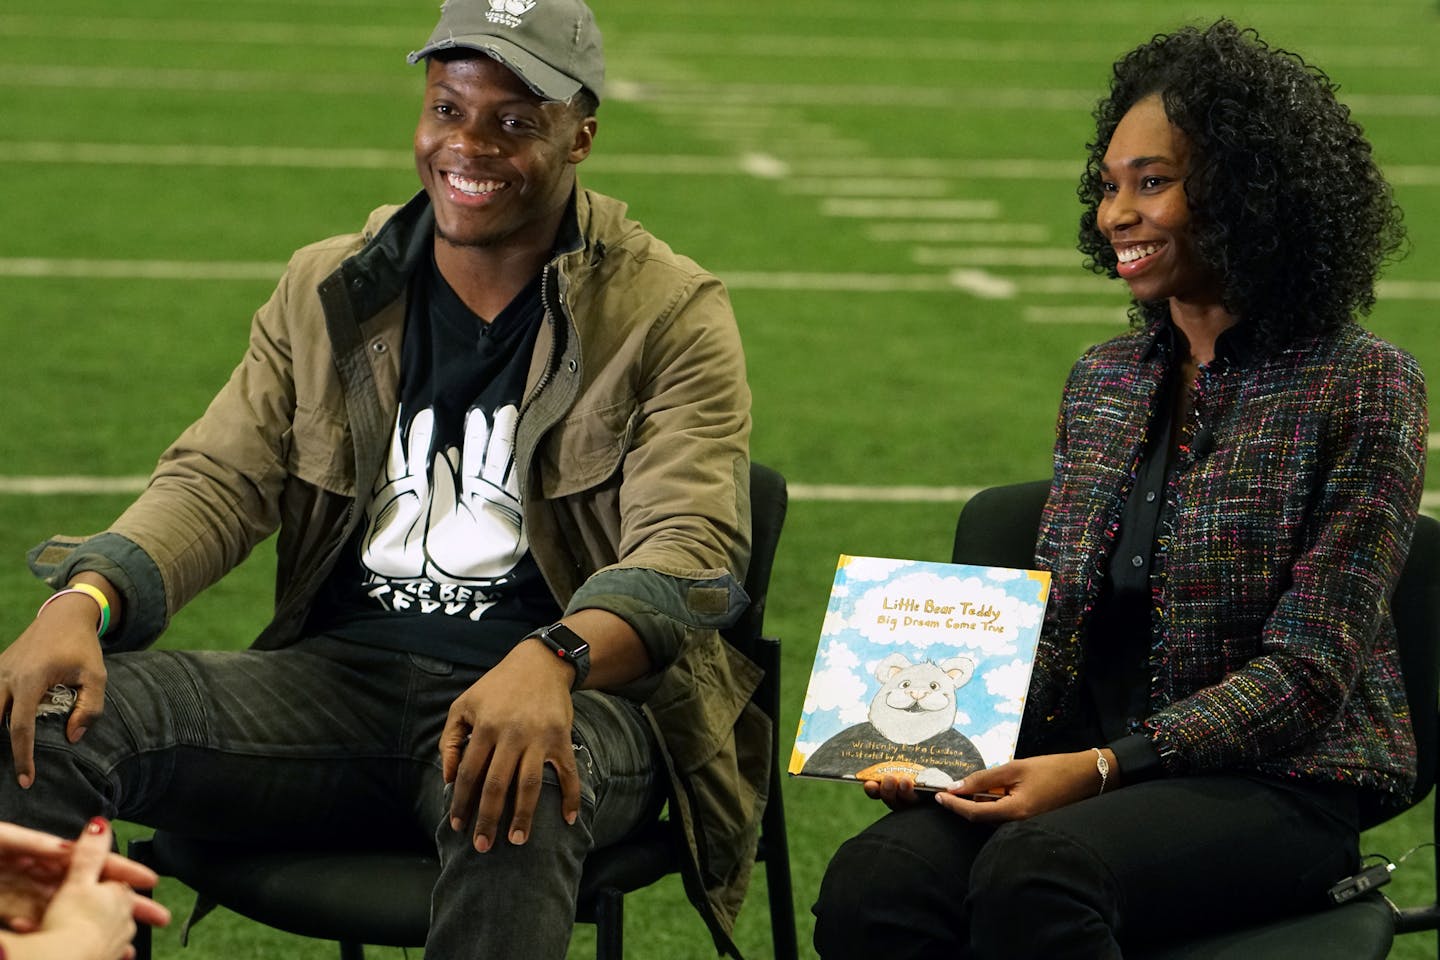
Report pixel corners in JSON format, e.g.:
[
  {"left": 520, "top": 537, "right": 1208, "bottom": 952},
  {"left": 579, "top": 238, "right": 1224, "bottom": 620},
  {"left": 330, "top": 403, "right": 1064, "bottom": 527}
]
[
  {"left": 0, "top": 818, "right": 170, "bottom": 960},
  {"left": 40, "top": 818, "right": 165, "bottom": 960},
  {"left": 0, "top": 585, "right": 113, "bottom": 789}
]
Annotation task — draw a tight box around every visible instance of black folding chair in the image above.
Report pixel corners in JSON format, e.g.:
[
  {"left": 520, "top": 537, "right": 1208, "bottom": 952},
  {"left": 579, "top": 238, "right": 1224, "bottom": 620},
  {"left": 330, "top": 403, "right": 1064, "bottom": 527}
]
[
  {"left": 132, "top": 462, "right": 796, "bottom": 960},
  {"left": 952, "top": 480, "right": 1440, "bottom": 960}
]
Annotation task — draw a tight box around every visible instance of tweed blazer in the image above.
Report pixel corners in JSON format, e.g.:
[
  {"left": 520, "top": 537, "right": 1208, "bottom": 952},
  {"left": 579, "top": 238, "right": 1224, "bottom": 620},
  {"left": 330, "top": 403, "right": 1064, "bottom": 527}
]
[{"left": 1023, "top": 320, "right": 1427, "bottom": 802}]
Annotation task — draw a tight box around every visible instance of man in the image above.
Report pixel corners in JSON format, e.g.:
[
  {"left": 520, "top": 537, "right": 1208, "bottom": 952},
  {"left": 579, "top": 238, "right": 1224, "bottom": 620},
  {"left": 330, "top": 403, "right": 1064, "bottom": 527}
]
[{"left": 0, "top": 0, "right": 762, "bottom": 955}]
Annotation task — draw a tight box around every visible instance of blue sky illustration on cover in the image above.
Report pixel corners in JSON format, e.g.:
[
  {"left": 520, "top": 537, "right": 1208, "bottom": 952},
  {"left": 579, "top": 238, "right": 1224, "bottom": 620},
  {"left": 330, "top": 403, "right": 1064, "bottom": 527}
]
[{"left": 791, "top": 555, "right": 1051, "bottom": 778}]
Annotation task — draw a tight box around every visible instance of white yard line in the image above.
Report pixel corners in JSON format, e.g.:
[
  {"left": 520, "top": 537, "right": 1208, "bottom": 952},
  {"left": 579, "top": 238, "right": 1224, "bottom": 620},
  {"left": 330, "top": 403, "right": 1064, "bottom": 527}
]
[
  {"left": 0, "top": 476, "right": 149, "bottom": 495},
  {"left": 622, "top": 33, "right": 1429, "bottom": 70},
  {"left": 2, "top": 143, "right": 1436, "bottom": 188},
  {"left": 0, "top": 65, "right": 411, "bottom": 95},
  {"left": 4, "top": 61, "right": 1436, "bottom": 117},
  {"left": 0, "top": 258, "right": 283, "bottom": 280},
  {"left": 3, "top": 12, "right": 1428, "bottom": 57},
  {"left": 5, "top": 260, "right": 1438, "bottom": 304},
  {"left": 4, "top": 475, "right": 1438, "bottom": 515}
]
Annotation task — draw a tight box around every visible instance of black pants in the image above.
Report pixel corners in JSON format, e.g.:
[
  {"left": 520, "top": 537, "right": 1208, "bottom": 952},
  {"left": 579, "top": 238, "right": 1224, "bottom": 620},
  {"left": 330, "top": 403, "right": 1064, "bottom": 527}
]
[{"left": 812, "top": 775, "right": 1359, "bottom": 959}]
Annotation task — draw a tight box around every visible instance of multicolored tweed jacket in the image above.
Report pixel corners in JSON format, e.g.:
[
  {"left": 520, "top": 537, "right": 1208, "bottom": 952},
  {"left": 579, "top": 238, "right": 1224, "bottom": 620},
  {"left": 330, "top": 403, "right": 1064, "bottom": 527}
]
[{"left": 1022, "top": 319, "right": 1428, "bottom": 802}]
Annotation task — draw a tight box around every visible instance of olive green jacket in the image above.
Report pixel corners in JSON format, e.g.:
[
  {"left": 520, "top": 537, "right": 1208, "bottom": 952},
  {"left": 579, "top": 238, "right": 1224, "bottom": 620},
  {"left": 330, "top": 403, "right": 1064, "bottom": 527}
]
[{"left": 31, "top": 187, "right": 766, "bottom": 953}]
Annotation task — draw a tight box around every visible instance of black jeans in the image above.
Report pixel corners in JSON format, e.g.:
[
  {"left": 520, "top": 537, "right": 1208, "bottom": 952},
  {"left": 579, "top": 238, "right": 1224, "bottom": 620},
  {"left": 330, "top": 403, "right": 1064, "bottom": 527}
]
[
  {"left": 2, "top": 634, "right": 660, "bottom": 959},
  {"left": 812, "top": 774, "right": 1359, "bottom": 959}
]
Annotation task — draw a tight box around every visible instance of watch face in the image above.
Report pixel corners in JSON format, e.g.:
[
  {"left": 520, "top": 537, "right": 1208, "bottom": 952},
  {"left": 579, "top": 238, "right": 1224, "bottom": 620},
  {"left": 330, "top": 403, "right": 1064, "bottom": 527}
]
[
  {"left": 537, "top": 623, "right": 590, "bottom": 691},
  {"left": 543, "top": 624, "right": 589, "bottom": 661}
]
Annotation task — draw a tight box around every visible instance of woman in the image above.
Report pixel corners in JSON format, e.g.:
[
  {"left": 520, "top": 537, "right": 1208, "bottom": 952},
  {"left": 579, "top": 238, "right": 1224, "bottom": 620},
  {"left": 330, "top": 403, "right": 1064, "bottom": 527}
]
[
  {"left": 0, "top": 818, "right": 170, "bottom": 960},
  {"left": 813, "top": 19, "right": 1427, "bottom": 959}
]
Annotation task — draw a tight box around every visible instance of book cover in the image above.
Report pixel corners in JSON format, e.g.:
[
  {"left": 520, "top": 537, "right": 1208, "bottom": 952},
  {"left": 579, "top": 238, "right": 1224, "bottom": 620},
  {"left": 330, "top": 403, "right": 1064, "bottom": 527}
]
[{"left": 789, "top": 555, "right": 1051, "bottom": 788}]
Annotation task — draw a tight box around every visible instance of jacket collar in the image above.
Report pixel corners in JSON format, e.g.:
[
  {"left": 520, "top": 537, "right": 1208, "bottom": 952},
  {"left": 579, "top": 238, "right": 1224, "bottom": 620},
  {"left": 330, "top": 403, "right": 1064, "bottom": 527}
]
[{"left": 345, "top": 185, "right": 595, "bottom": 307}]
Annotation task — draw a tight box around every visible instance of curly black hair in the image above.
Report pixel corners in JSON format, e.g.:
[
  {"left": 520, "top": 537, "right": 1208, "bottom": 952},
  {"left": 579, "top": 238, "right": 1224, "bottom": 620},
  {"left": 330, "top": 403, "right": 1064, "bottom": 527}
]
[{"left": 1076, "top": 19, "right": 1405, "bottom": 347}]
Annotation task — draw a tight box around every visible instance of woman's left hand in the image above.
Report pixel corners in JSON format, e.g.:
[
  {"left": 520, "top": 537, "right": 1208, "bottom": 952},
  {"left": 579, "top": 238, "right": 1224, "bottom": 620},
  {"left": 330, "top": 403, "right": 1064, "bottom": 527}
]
[{"left": 936, "top": 750, "right": 1110, "bottom": 823}]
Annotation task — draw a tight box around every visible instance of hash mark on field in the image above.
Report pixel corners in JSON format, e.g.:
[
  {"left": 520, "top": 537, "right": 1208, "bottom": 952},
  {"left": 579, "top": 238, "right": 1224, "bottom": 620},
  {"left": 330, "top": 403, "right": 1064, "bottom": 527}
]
[
  {"left": 821, "top": 199, "right": 1001, "bottom": 219},
  {"left": 915, "top": 246, "right": 1081, "bottom": 268},
  {"left": 867, "top": 223, "right": 1050, "bottom": 243},
  {"left": 786, "top": 178, "right": 951, "bottom": 197},
  {"left": 739, "top": 153, "right": 790, "bottom": 179},
  {"left": 1023, "top": 306, "right": 1129, "bottom": 325},
  {"left": 948, "top": 270, "right": 1016, "bottom": 299}
]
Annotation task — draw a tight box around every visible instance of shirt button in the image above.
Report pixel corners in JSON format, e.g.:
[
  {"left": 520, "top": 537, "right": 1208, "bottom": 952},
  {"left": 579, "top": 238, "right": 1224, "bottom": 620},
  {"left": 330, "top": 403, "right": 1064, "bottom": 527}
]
[
  {"left": 1131, "top": 555, "right": 1145, "bottom": 568},
  {"left": 1145, "top": 491, "right": 1157, "bottom": 503}
]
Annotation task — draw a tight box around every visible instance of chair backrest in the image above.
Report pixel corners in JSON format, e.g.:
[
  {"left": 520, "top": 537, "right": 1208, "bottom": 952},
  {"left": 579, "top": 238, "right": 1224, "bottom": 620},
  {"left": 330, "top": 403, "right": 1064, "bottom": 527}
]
[
  {"left": 1380, "top": 512, "right": 1440, "bottom": 824},
  {"left": 950, "top": 481, "right": 1440, "bottom": 829},
  {"left": 951, "top": 479, "right": 1050, "bottom": 570},
  {"left": 724, "top": 461, "right": 789, "bottom": 654}
]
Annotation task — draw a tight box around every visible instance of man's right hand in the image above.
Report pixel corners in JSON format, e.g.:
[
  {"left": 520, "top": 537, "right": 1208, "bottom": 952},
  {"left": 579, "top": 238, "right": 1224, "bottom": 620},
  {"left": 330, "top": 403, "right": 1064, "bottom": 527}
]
[{"left": 0, "top": 590, "right": 110, "bottom": 789}]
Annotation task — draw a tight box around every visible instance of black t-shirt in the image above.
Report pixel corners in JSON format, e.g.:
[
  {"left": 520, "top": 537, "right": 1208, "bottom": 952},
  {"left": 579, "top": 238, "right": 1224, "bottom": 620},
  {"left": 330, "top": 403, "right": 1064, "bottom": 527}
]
[{"left": 307, "top": 251, "right": 561, "bottom": 667}]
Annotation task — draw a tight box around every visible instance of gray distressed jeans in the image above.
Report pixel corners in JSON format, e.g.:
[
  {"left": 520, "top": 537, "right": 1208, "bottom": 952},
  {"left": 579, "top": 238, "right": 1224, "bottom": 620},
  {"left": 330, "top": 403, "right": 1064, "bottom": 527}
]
[{"left": 1, "top": 634, "right": 661, "bottom": 958}]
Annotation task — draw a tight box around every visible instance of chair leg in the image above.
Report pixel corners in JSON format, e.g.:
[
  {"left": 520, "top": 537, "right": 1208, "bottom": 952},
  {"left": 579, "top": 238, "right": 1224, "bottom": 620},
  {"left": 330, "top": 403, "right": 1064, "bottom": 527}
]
[
  {"left": 339, "top": 942, "right": 365, "bottom": 960},
  {"left": 593, "top": 889, "right": 624, "bottom": 960},
  {"left": 133, "top": 917, "right": 153, "bottom": 960},
  {"left": 765, "top": 848, "right": 799, "bottom": 960},
  {"left": 128, "top": 838, "right": 155, "bottom": 960}
]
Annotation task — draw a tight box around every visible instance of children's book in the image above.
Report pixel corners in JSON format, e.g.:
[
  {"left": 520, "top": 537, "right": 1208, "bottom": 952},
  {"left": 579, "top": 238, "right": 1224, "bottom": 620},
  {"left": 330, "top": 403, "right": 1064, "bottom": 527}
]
[{"left": 789, "top": 555, "right": 1051, "bottom": 789}]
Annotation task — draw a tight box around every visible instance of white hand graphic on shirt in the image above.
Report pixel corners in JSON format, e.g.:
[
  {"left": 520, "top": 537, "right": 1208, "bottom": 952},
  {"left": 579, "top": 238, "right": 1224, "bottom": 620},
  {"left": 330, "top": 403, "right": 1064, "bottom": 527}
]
[
  {"left": 362, "top": 408, "right": 434, "bottom": 579},
  {"left": 426, "top": 404, "right": 527, "bottom": 583}
]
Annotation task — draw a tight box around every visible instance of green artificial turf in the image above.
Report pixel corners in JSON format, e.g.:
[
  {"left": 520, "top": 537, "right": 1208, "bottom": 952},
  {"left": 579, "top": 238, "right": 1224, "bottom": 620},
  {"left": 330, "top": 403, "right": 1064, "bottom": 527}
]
[{"left": 1, "top": 0, "right": 1437, "bottom": 956}]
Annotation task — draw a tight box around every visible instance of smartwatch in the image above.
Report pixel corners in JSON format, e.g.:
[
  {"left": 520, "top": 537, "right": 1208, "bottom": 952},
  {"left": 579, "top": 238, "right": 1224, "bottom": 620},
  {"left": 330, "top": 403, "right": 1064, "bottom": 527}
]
[{"left": 530, "top": 622, "right": 591, "bottom": 691}]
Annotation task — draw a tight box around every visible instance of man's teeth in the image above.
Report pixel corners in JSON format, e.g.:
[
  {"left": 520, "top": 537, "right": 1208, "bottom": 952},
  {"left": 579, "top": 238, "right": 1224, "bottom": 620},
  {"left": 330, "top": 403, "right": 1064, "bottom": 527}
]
[
  {"left": 448, "top": 173, "right": 505, "bottom": 196},
  {"left": 1117, "top": 243, "right": 1162, "bottom": 264}
]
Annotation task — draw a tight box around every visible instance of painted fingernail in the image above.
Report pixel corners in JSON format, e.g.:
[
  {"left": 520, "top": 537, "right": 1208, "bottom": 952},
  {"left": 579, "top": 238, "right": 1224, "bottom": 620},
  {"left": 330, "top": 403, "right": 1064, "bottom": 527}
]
[
  {"left": 474, "top": 835, "right": 490, "bottom": 853},
  {"left": 565, "top": 810, "right": 578, "bottom": 825},
  {"left": 86, "top": 817, "right": 108, "bottom": 835}
]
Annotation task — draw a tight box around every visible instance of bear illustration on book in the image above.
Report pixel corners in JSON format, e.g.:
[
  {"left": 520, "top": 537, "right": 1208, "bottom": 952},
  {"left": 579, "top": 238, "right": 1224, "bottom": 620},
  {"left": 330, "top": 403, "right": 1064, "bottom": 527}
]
[{"left": 803, "top": 653, "right": 986, "bottom": 788}]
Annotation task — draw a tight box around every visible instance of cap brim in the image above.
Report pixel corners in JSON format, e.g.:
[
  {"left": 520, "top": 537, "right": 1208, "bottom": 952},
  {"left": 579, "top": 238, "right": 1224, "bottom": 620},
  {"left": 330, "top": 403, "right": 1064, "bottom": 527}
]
[{"left": 406, "top": 36, "right": 582, "bottom": 103}]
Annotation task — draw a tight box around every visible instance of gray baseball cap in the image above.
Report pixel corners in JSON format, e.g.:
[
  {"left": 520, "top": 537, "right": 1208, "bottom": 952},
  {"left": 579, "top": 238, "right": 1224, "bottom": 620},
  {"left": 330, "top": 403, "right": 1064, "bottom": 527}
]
[{"left": 408, "top": 0, "right": 605, "bottom": 103}]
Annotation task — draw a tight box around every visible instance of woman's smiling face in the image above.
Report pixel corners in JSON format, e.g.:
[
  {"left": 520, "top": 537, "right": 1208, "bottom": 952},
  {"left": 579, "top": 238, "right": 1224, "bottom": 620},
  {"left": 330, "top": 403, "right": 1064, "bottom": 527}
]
[{"left": 1097, "top": 94, "right": 1218, "bottom": 306}]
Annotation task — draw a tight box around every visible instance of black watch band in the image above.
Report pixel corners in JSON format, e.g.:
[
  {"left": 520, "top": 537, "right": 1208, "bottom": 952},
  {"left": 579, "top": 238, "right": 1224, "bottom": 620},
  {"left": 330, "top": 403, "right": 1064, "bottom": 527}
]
[{"left": 531, "top": 622, "right": 591, "bottom": 691}]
